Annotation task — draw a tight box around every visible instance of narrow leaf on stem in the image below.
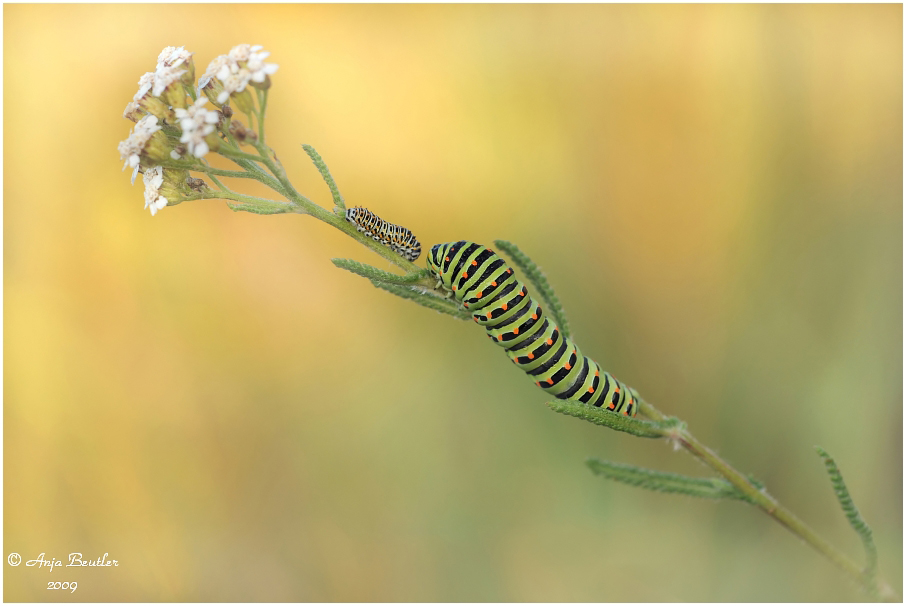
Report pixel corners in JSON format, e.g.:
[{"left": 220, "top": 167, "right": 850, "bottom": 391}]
[
  {"left": 333, "top": 258, "right": 429, "bottom": 285},
  {"left": 815, "top": 446, "right": 879, "bottom": 599},
  {"left": 303, "top": 144, "right": 346, "bottom": 213},
  {"left": 371, "top": 280, "right": 471, "bottom": 320},
  {"left": 547, "top": 399, "right": 682, "bottom": 437},
  {"left": 586, "top": 459, "right": 759, "bottom": 503}
]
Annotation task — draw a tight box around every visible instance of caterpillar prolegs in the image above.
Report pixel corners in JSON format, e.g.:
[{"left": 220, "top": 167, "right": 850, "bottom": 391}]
[{"left": 426, "top": 241, "right": 640, "bottom": 416}]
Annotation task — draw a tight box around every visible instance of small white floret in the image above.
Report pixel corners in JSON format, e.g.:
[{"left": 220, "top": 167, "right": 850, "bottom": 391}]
[
  {"left": 216, "top": 64, "right": 252, "bottom": 103},
  {"left": 157, "top": 46, "right": 193, "bottom": 70},
  {"left": 200, "top": 54, "right": 232, "bottom": 89},
  {"left": 142, "top": 166, "right": 168, "bottom": 216},
  {"left": 152, "top": 64, "right": 187, "bottom": 97},
  {"left": 173, "top": 97, "right": 219, "bottom": 158},
  {"left": 134, "top": 71, "right": 156, "bottom": 101},
  {"left": 123, "top": 100, "right": 144, "bottom": 121},
  {"left": 246, "top": 48, "right": 279, "bottom": 83},
  {"left": 118, "top": 115, "right": 162, "bottom": 182}
]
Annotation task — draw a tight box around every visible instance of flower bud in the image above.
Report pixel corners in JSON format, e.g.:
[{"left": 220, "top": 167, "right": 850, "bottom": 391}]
[
  {"left": 186, "top": 176, "right": 208, "bottom": 192},
  {"left": 133, "top": 72, "right": 171, "bottom": 122},
  {"left": 142, "top": 166, "right": 168, "bottom": 215},
  {"left": 229, "top": 119, "right": 258, "bottom": 145},
  {"left": 230, "top": 87, "right": 255, "bottom": 114},
  {"left": 142, "top": 166, "right": 196, "bottom": 215},
  {"left": 157, "top": 46, "right": 195, "bottom": 88},
  {"left": 144, "top": 129, "right": 172, "bottom": 164},
  {"left": 118, "top": 116, "right": 172, "bottom": 183},
  {"left": 254, "top": 75, "right": 273, "bottom": 91},
  {"left": 153, "top": 64, "right": 189, "bottom": 110},
  {"left": 123, "top": 101, "right": 146, "bottom": 122},
  {"left": 200, "top": 55, "right": 231, "bottom": 108}
]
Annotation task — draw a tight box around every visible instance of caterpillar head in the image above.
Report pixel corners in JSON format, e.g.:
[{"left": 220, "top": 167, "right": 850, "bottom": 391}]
[
  {"left": 425, "top": 241, "right": 474, "bottom": 297},
  {"left": 426, "top": 243, "right": 448, "bottom": 285}
]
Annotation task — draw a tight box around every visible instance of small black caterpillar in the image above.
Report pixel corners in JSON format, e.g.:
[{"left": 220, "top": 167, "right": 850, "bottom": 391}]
[
  {"left": 345, "top": 207, "right": 421, "bottom": 262},
  {"left": 426, "top": 241, "right": 641, "bottom": 416}
]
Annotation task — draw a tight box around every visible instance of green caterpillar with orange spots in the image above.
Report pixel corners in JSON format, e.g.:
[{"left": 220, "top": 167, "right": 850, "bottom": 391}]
[{"left": 426, "top": 240, "right": 641, "bottom": 416}]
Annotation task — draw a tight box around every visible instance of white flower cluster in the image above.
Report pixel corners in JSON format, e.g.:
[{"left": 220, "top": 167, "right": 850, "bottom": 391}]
[
  {"left": 174, "top": 97, "right": 220, "bottom": 158},
  {"left": 152, "top": 63, "right": 187, "bottom": 98},
  {"left": 128, "top": 47, "right": 193, "bottom": 116},
  {"left": 157, "top": 46, "right": 193, "bottom": 70},
  {"left": 142, "top": 166, "right": 169, "bottom": 216},
  {"left": 117, "top": 115, "right": 162, "bottom": 184},
  {"left": 119, "top": 44, "right": 278, "bottom": 216},
  {"left": 136, "top": 71, "right": 156, "bottom": 101},
  {"left": 201, "top": 44, "right": 279, "bottom": 104}
]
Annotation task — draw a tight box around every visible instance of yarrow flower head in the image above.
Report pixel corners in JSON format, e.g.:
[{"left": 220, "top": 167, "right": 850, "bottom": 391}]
[
  {"left": 142, "top": 166, "right": 194, "bottom": 216},
  {"left": 117, "top": 115, "right": 170, "bottom": 183},
  {"left": 130, "top": 71, "right": 170, "bottom": 122},
  {"left": 143, "top": 166, "right": 168, "bottom": 216},
  {"left": 123, "top": 100, "right": 145, "bottom": 122},
  {"left": 243, "top": 45, "right": 279, "bottom": 85},
  {"left": 152, "top": 63, "right": 189, "bottom": 109},
  {"left": 200, "top": 44, "right": 278, "bottom": 110},
  {"left": 157, "top": 45, "right": 192, "bottom": 69},
  {"left": 173, "top": 97, "right": 221, "bottom": 158},
  {"left": 199, "top": 54, "right": 230, "bottom": 107},
  {"left": 119, "top": 44, "right": 277, "bottom": 216},
  {"left": 157, "top": 45, "right": 196, "bottom": 88},
  {"left": 216, "top": 63, "right": 254, "bottom": 109}
]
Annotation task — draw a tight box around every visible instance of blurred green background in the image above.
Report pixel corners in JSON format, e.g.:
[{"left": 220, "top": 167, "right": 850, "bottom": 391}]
[{"left": 4, "top": 4, "right": 902, "bottom": 601}]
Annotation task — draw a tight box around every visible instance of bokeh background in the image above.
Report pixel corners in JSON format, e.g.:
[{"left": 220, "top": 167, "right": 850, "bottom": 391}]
[{"left": 4, "top": 4, "right": 902, "bottom": 602}]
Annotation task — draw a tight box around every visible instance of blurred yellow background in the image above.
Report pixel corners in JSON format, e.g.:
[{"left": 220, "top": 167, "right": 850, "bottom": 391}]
[{"left": 4, "top": 4, "right": 901, "bottom": 601}]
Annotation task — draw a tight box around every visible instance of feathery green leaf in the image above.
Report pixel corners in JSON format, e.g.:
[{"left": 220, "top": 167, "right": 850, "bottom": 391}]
[
  {"left": 226, "top": 200, "right": 294, "bottom": 215},
  {"left": 547, "top": 399, "right": 683, "bottom": 437},
  {"left": 494, "top": 240, "right": 571, "bottom": 339},
  {"left": 302, "top": 144, "right": 345, "bottom": 213},
  {"left": 371, "top": 280, "right": 471, "bottom": 320},
  {"left": 333, "top": 258, "right": 429, "bottom": 285},
  {"left": 586, "top": 459, "right": 760, "bottom": 503},
  {"left": 815, "top": 446, "right": 879, "bottom": 598}
]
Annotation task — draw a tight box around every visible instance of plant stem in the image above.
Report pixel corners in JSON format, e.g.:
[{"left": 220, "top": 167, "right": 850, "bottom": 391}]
[
  {"left": 234, "top": 141, "right": 438, "bottom": 286},
  {"left": 638, "top": 400, "right": 897, "bottom": 601},
  {"left": 218, "top": 145, "right": 269, "bottom": 165},
  {"left": 253, "top": 140, "right": 306, "bottom": 202},
  {"left": 166, "top": 159, "right": 288, "bottom": 197},
  {"left": 257, "top": 88, "right": 268, "bottom": 146},
  {"left": 199, "top": 190, "right": 295, "bottom": 214}
]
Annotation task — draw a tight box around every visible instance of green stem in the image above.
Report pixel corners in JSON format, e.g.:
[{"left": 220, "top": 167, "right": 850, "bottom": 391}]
[
  {"left": 257, "top": 88, "right": 269, "bottom": 146},
  {"left": 164, "top": 159, "right": 288, "bottom": 198},
  {"left": 199, "top": 190, "right": 295, "bottom": 215},
  {"left": 639, "top": 399, "right": 896, "bottom": 601},
  {"left": 218, "top": 144, "right": 269, "bottom": 165},
  {"left": 205, "top": 171, "right": 232, "bottom": 193},
  {"left": 165, "top": 164, "right": 256, "bottom": 181},
  {"left": 242, "top": 140, "right": 434, "bottom": 279},
  {"left": 253, "top": 140, "right": 305, "bottom": 201},
  {"left": 217, "top": 129, "right": 269, "bottom": 179},
  {"left": 298, "top": 190, "right": 433, "bottom": 281},
  {"left": 226, "top": 148, "right": 272, "bottom": 181}
]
